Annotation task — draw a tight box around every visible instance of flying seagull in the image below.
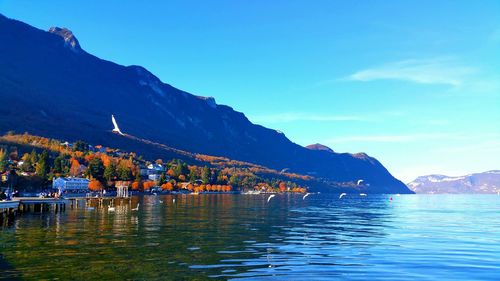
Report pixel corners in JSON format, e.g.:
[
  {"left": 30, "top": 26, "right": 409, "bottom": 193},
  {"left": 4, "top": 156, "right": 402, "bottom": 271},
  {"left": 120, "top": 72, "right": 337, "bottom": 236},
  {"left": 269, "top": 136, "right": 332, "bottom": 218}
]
[
  {"left": 112, "top": 114, "right": 124, "bottom": 135},
  {"left": 339, "top": 193, "right": 346, "bottom": 199},
  {"left": 267, "top": 194, "right": 276, "bottom": 203},
  {"left": 302, "top": 193, "right": 311, "bottom": 200},
  {"left": 357, "top": 179, "right": 364, "bottom": 186}
]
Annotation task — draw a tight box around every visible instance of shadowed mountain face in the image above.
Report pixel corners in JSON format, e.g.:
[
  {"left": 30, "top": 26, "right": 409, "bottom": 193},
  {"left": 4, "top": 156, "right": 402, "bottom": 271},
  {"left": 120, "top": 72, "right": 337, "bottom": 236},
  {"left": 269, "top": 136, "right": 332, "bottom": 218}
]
[
  {"left": 0, "top": 14, "right": 412, "bottom": 193},
  {"left": 408, "top": 171, "right": 500, "bottom": 194}
]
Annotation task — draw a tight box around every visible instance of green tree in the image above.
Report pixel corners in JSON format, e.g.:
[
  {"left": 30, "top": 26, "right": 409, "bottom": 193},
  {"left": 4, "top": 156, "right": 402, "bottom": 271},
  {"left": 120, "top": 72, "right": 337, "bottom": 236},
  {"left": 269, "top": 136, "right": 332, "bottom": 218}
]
[
  {"left": 104, "top": 162, "right": 118, "bottom": 181},
  {"left": 29, "top": 149, "right": 37, "bottom": 165},
  {"left": 87, "top": 157, "right": 105, "bottom": 180},
  {"left": 20, "top": 152, "right": 34, "bottom": 172},
  {"left": 74, "top": 140, "right": 88, "bottom": 152},
  {"left": 159, "top": 172, "right": 167, "bottom": 185},
  {"left": 35, "top": 150, "right": 49, "bottom": 179},
  {"left": 229, "top": 175, "right": 240, "bottom": 187},
  {"left": 53, "top": 154, "right": 66, "bottom": 173},
  {"left": 188, "top": 168, "right": 197, "bottom": 183},
  {"left": 0, "top": 149, "right": 7, "bottom": 172},
  {"left": 212, "top": 169, "right": 219, "bottom": 184},
  {"left": 201, "top": 166, "right": 210, "bottom": 184},
  {"left": 241, "top": 176, "right": 257, "bottom": 189},
  {"left": 117, "top": 165, "right": 132, "bottom": 181}
]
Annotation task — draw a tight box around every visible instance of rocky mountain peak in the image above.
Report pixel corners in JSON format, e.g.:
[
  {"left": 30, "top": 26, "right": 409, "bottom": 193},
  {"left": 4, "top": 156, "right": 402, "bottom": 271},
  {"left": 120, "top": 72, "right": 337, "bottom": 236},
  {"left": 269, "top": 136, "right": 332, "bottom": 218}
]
[
  {"left": 306, "top": 143, "right": 334, "bottom": 153},
  {"left": 48, "top": 27, "right": 81, "bottom": 51}
]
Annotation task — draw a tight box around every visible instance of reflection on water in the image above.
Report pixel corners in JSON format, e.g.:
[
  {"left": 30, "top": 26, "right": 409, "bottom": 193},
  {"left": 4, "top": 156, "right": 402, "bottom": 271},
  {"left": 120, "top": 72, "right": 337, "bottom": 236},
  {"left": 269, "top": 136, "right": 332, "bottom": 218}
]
[{"left": 1, "top": 194, "right": 499, "bottom": 280}]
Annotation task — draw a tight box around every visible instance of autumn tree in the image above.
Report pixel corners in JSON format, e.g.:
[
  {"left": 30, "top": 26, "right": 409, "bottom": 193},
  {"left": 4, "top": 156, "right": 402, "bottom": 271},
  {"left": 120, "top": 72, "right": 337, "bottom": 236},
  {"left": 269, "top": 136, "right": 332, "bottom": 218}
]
[
  {"left": 88, "top": 180, "right": 104, "bottom": 191},
  {"left": 143, "top": 181, "right": 156, "bottom": 191},
  {"left": 161, "top": 182, "right": 174, "bottom": 191},
  {"left": 279, "top": 182, "right": 287, "bottom": 192},
  {"left": 167, "top": 169, "right": 175, "bottom": 177},
  {"left": 131, "top": 181, "right": 141, "bottom": 190},
  {"left": 69, "top": 158, "right": 81, "bottom": 177}
]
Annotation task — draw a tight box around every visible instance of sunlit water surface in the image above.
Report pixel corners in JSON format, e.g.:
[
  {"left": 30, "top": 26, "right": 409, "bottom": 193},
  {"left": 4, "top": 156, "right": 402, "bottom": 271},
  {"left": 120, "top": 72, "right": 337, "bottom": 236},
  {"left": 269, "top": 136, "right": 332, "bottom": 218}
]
[{"left": 1, "top": 194, "right": 499, "bottom": 280}]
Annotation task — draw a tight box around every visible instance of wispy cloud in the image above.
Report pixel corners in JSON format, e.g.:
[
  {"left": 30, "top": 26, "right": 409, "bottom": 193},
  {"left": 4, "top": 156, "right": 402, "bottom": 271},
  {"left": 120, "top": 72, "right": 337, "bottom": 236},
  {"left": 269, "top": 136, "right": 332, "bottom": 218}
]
[
  {"left": 249, "top": 112, "right": 366, "bottom": 123},
  {"left": 347, "top": 58, "right": 476, "bottom": 86}
]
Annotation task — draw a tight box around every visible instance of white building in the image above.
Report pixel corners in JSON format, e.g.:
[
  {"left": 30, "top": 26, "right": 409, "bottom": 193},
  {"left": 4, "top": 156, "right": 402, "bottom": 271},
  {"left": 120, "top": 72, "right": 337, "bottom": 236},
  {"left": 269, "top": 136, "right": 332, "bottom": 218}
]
[
  {"left": 140, "top": 164, "right": 166, "bottom": 176},
  {"left": 53, "top": 177, "right": 90, "bottom": 193},
  {"left": 147, "top": 163, "right": 166, "bottom": 172},
  {"left": 148, "top": 174, "right": 161, "bottom": 182}
]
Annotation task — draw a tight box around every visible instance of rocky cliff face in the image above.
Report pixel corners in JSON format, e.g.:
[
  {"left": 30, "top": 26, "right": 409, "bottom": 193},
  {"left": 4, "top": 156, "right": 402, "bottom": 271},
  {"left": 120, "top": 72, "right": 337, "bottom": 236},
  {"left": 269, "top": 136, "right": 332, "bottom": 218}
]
[
  {"left": 0, "top": 13, "right": 413, "bottom": 193},
  {"left": 48, "top": 27, "right": 81, "bottom": 51},
  {"left": 408, "top": 171, "right": 500, "bottom": 194}
]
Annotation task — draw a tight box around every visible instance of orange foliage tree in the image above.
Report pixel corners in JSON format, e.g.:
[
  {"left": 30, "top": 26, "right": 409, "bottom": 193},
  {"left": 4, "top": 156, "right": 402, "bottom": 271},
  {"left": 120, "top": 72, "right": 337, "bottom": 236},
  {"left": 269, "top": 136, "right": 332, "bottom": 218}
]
[
  {"left": 88, "top": 180, "right": 103, "bottom": 191},
  {"left": 131, "top": 181, "right": 142, "bottom": 190},
  {"left": 69, "top": 159, "right": 81, "bottom": 176},
  {"left": 279, "top": 182, "right": 287, "bottom": 192},
  {"left": 143, "top": 181, "right": 156, "bottom": 191},
  {"left": 161, "top": 182, "right": 174, "bottom": 191}
]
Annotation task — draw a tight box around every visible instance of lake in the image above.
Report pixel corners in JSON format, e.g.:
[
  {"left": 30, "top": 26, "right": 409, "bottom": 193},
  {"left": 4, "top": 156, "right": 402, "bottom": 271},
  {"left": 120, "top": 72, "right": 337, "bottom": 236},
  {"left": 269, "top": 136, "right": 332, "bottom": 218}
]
[{"left": 1, "top": 194, "right": 499, "bottom": 280}]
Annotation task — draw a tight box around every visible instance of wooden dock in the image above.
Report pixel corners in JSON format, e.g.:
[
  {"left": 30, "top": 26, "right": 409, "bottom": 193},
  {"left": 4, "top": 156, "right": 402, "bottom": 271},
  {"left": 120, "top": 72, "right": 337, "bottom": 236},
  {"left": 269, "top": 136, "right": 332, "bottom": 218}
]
[
  {"left": 15, "top": 197, "right": 68, "bottom": 213},
  {"left": 1, "top": 196, "right": 132, "bottom": 224},
  {"left": 0, "top": 200, "right": 20, "bottom": 223},
  {"left": 1, "top": 197, "right": 68, "bottom": 223}
]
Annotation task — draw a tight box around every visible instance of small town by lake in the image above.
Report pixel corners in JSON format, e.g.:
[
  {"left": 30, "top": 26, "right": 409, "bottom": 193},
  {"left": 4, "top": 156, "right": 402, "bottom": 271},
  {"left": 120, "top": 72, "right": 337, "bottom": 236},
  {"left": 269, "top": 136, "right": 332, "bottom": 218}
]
[{"left": 1, "top": 194, "right": 499, "bottom": 280}]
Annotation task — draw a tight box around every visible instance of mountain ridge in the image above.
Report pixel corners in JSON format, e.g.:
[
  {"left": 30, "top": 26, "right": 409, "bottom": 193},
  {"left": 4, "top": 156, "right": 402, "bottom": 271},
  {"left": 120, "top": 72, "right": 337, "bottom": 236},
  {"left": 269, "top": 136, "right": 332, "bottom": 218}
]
[
  {"left": 408, "top": 170, "right": 500, "bottom": 194},
  {"left": 0, "top": 13, "right": 413, "bottom": 193}
]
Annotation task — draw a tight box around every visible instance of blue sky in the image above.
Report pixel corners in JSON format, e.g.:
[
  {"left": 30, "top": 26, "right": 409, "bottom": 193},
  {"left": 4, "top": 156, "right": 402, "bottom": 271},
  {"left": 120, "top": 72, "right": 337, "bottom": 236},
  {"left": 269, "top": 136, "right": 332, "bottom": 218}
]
[{"left": 2, "top": 0, "right": 499, "bottom": 181}]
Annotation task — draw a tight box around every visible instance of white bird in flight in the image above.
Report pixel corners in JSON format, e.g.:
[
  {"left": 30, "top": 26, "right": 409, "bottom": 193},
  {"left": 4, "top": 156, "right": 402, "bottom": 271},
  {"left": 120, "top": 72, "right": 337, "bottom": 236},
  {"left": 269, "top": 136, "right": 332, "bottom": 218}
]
[
  {"left": 339, "top": 193, "right": 347, "bottom": 199},
  {"left": 267, "top": 194, "right": 276, "bottom": 203},
  {"left": 302, "top": 193, "right": 311, "bottom": 200},
  {"left": 112, "top": 114, "right": 124, "bottom": 135},
  {"left": 131, "top": 203, "right": 140, "bottom": 211},
  {"left": 357, "top": 179, "right": 364, "bottom": 186}
]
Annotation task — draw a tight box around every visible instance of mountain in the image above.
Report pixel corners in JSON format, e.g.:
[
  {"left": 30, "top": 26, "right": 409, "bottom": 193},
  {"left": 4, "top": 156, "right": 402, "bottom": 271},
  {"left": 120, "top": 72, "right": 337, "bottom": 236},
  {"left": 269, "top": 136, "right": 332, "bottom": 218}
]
[
  {"left": 408, "top": 171, "right": 500, "bottom": 194},
  {"left": 0, "top": 14, "right": 413, "bottom": 194},
  {"left": 306, "top": 143, "right": 334, "bottom": 153}
]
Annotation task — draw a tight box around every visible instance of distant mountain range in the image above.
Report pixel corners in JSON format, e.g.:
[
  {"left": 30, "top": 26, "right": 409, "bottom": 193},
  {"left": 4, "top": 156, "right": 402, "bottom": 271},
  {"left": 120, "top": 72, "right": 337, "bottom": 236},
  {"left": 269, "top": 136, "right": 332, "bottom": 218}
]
[
  {"left": 0, "top": 13, "right": 413, "bottom": 194},
  {"left": 407, "top": 171, "right": 500, "bottom": 194}
]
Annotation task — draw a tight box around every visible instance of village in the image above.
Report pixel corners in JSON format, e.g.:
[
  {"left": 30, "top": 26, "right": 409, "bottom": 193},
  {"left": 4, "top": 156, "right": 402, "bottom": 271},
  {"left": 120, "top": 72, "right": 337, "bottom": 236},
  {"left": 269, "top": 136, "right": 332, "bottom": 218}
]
[{"left": 0, "top": 133, "right": 307, "bottom": 200}]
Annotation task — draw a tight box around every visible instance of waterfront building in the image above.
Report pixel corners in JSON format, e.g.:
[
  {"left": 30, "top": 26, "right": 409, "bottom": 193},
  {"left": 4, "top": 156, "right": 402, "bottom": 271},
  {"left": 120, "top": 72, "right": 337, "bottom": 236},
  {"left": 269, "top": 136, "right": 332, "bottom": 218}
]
[{"left": 52, "top": 177, "right": 90, "bottom": 193}]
